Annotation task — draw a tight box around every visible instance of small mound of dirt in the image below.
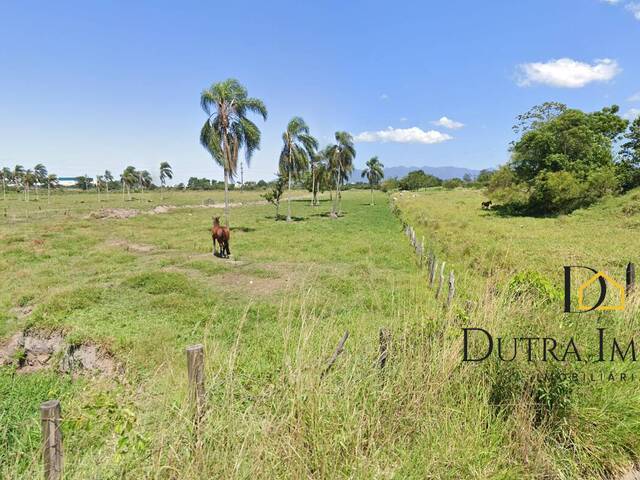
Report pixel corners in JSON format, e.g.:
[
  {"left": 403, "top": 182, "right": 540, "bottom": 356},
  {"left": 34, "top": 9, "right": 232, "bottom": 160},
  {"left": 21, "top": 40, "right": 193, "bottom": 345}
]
[
  {"left": 90, "top": 208, "right": 140, "bottom": 219},
  {"left": 0, "top": 330, "right": 120, "bottom": 378},
  {"left": 10, "top": 305, "right": 34, "bottom": 319},
  {"left": 150, "top": 205, "right": 175, "bottom": 214}
]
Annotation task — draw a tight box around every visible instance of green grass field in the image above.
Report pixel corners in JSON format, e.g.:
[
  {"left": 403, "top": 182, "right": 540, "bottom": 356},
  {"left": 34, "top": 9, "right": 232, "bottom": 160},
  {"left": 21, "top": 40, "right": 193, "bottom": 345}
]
[{"left": 2, "top": 188, "right": 640, "bottom": 478}]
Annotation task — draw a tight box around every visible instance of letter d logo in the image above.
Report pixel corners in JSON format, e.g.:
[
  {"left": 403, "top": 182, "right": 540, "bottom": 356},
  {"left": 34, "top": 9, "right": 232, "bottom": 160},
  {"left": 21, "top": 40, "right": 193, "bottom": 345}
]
[{"left": 564, "top": 266, "right": 606, "bottom": 313}]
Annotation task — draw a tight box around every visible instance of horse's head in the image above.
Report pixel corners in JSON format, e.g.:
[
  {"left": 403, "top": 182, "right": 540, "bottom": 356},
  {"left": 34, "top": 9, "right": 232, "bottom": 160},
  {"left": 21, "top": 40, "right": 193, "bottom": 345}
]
[{"left": 212, "top": 216, "right": 220, "bottom": 227}]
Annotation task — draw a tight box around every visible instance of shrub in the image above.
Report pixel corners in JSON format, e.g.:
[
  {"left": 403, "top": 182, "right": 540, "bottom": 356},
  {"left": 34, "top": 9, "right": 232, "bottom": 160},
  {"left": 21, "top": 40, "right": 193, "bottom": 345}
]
[
  {"left": 506, "top": 270, "right": 561, "bottom": 304},
  {"left": 528, "top": 171, "right": 584, "bottom": 214}
]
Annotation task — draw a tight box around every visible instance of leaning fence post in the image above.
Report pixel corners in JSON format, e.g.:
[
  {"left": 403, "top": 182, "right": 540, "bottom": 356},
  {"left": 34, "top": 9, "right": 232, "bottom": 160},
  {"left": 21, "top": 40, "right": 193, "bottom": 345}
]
[
  {"left": 447, "top": 270, "right": 455, "bottom": 308},
  {"left": 186, "top": 344, "right": 206, "bottom": 418},
  {"left": 379, "top": 328, "right": 391, "bottom": 369},
  {"left": 429, "top": 256, "right": 437, "bottom": 287},
  {"left": 436, "top": 261, "right": 446, "bottom": 299},
  {"left": 321, "top": 331, "right": 349, "bottom": 378},
  {"left": 627, "top": 262, "right": 635, "bottom": 295},
  {"left": 41, "top": 400, "right": 63, "bottom": 480}
]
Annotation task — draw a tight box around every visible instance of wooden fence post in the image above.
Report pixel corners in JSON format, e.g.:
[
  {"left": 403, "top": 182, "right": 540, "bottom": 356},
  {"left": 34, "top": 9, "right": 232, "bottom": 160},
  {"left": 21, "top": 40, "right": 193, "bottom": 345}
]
[
  {"left": 41, "top": 400, "right": 63, "bottom": 480},
  {"left": 429, "top": 256, "right": 437, "bottom": 287},
  {"left": 627, "top": 262, "right": 635, "bottom": 295},
  {"left": 436, "top": 262, "right": 446, "bottom": 299},
  {"left": 186, "top": 344, "right": 206, "bottom": 418},
  {"left": 447, "top": 270, "right": 455, "bottom": 308},
  {"left": 379, "top": 328, "right": 391, "bottom": 369},
  {"left": 321, "top": 331, "right": 349, "bottom": 378}
]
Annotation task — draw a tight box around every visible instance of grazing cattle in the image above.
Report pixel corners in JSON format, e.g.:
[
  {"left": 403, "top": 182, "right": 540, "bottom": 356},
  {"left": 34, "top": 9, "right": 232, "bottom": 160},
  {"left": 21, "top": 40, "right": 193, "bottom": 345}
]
[
  {"left": 481, "top": 200, "right": 493, "bottom": 210},
  {"left": 211, "top": 216, "right": 231, "bottom": 258}
]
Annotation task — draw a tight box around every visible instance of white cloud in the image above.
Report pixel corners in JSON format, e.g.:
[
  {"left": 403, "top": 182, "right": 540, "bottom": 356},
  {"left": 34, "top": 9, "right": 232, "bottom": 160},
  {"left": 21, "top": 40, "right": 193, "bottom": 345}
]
[
  {"left": 399, "top": 117, "right": 408, "bottom": 122},
  {"left": 379, "top": 93, "right": 389, "bottom": 100},
  {"left": 627, "top": 2, "right": 640, "bottom": 19},
  {"left": 432, "top": 116, "right": 465, "bottom": 129},
  {"left": 601, "top": 0, "right": 620, "bottom": 4},
  {"left": 353, "top": 126, "right": 453, "bottom": 144},
  {"left": 624, "top": 108, "right": 640, "bottom": 120},
  {"left": 516, "top": 58, "right": 621, "bottom": 88},
  {"left": 629, "top": 92, "right": 640, "bottom": 102}
]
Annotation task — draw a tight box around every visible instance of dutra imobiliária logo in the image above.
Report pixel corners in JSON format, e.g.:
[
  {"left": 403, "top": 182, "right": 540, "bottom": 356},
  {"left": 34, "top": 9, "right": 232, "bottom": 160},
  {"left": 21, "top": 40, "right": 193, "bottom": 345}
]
[{"left": 563, "top": 265, "right": 632, "bottom": 312}]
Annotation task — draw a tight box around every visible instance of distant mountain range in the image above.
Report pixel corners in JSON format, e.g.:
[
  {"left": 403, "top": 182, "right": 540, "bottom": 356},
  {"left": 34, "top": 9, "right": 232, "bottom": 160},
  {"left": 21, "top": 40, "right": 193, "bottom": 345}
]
[{"left": 349, "top": 165, "right": 483, "bottom": 182}]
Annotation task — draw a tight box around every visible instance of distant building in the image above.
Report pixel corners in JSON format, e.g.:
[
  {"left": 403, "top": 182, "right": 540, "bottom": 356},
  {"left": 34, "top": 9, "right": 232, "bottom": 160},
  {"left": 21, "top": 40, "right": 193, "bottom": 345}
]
[{"left": 58, "top": 177, "right": 79, "bottom": 187}]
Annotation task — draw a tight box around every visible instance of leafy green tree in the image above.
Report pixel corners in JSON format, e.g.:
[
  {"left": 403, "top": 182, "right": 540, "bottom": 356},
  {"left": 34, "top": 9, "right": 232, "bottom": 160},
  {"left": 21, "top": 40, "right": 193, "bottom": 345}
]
[
  {"left": 475, "top": 169, "right": 495, "bottom": 186},
  {"left": 326, "top": 131, "right": 356, "bottom": 217},
  {"left": 75, "top": 175, "right": 93, "bottom": 191},
  {"left": 262, "top": 173, "right": 286, "bottom": 220},
  {"left": 0, "top": 167, "right": 10, "bottom": 200},
  {"left": 618, "top": 116, "right": 640, "bottom": 190},
  {"left": 138, "top": 170, "right": 152, "bottom": 197},
  {"left": 443, "top": 178, "right": 464, "bottom": 189},
  {"left": 398, "top": 170, "right": 441, "bottom": 190},
  {"left": 513, "top": 102, "right": 567, "bottom": 134},
  {"left": 279, "top": 117, "right": 318, "bottom": 221},
  {"left": 361, "top": 156, "right": 384, "bottom": 205},
  {"left": 200, "top": 78, "right": 267, "bottom": 226},
  {"left": 159, "top": 162, "right": 173, "bottom": 200}
]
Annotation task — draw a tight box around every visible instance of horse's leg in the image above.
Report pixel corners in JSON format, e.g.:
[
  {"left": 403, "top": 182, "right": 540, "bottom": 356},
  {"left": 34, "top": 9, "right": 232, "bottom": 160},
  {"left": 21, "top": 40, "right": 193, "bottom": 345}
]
[
  {"left": 212, "top": 236, "right": 217, "bottom": 256},
  {"left": 226, "top": 239, "right": 231, "bottom": 258}
]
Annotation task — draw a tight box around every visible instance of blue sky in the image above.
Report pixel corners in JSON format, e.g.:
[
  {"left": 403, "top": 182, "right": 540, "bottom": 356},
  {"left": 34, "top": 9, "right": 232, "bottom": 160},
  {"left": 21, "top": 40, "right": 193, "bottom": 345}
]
[{"left": 1, "top": 0, "right": 639, "bottom": 183}]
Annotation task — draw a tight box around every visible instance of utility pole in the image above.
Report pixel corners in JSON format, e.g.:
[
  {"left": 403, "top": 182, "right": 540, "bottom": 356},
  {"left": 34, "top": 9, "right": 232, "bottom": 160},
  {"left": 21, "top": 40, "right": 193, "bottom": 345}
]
[{"left": 240, "top": 161, "right": 244, "bottom": 192}]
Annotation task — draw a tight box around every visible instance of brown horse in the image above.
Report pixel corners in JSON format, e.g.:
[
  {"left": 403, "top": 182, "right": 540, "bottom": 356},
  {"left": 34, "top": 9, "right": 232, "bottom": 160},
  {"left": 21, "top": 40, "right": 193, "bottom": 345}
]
[{"left": 211, "top": 216, "right": 231, "bottom": 258}]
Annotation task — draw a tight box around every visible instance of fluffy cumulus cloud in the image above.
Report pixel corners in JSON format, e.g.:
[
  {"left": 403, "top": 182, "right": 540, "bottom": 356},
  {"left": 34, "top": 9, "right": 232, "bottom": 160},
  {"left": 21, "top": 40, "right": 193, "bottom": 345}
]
[
  {"left": 353, "top": 126, "right": 453, "bottom": 144},
  {"left": 432, "top": 116, "right": 465, "bottom": 129},
  {"left": 516, "top": 58, "right": 621, "bottom": 88}
]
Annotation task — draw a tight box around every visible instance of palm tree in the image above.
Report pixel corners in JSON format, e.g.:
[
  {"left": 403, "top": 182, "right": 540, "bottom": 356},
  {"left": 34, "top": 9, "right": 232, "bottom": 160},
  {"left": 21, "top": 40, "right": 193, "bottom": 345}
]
[
  {"left": 34, "top": 164, "right": 47, "bottom": 200},
  {"left": 361, "top": 156, "right": 384, "bottom": 205},
  {"left": 200, "top": 78, "right": 267, "bottom": 226},
  {"left": 46, "top": 174, "right": 58, "bottom": 202},
  {"left": 121, "top": 166, "right": 137, "bottom": 200},
  {"left": 13, "top": 165, "right": 25, "bottom": 199},
  {"left": 279, "top": 117, "right": 318, "bottom": 221},
  {"left": 0, "top": 167, "right": 10, "bottom": 200},
  {"left": 104, "top": 170, "right": 114, "bottom": 197},
  {"left": 23, "top": 170, "right": 36, "bottom": 202},
  {"left": 326, "top": 131, "right": 356, "bottom": 217},
  {"left": 309, "top": 150, "right": 324, "bottom": 206},
  {"left": 159, "top": 162, "right": 173, "bottom": 200},
  {"left": 138, "top": 170, "right": 152, "bottom": 198}
]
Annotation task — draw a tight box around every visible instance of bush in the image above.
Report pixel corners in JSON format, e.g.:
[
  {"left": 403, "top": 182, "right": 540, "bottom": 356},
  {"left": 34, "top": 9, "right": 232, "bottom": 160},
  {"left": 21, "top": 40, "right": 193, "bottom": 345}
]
[
  {"left": 397, "top": 170, "right": 442, "bottom": 190},
  {"left": 506, "top": 270, "right": 561, "bottom": 304},
  {"left": 528, "top": 171, "right": 584, "bottom": 214},
  {"left": 443, "top": 178, "right": 464, "bottom": 189}
]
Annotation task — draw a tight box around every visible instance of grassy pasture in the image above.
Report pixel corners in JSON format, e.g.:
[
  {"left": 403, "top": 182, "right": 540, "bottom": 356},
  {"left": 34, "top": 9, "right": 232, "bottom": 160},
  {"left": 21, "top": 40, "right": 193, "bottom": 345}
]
[{"left": 3, "top": 187, "right": 640, "bottom": 478}]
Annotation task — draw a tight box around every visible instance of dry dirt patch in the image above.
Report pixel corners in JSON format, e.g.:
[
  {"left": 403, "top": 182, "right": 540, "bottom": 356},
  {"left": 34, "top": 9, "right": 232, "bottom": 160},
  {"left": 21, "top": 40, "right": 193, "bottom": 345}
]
[
  {"left": 89, "top": 208, "right": 140, "bottom": 219},
  {"left": 106, "top": 239, "right": 155, "bottom": 253},
  {"left": 0, "top": 330, "right": 120, "bottom": 377}
]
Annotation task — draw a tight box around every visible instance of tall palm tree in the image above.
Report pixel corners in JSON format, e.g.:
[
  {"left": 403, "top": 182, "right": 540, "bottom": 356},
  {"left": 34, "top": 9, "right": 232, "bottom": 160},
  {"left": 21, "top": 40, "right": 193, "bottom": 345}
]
[
  {"left": 34, "top": 164, "right": 47, "bottom": 200},
  {"left": 0, "top": 167, "right": 10, "bottom": 200},
  {"left": 159, "top": 162, "right": 173, "bottom": 200},
  {"left": 13, "top": 165, "right": 25, "bottom": 199},
  {"left": 361, "top": 156, "right": 384, "bottom": 206},
  {"left": 309, "top": 150, "right": 325, "bottom": 206},
  {"left": 138, "top": 170, "right": 152, "bottom": 198},
  {"left": 326, "top": 131, "right": 356, "bottom": 217},
  {"left": 279, "top": 117, "right": 318, "bottom": 221},
  {"left": 121, "top": 166, "right": 137, "bottom": 200},
  {"left": 23, "top": 170, "right": 36, "bottom": 202},
  {"left": 200, "top": 78, "right": 267, "bottom": 226},
  {"left": 46, "top": 173, "right": 58, "bottom": 202},
  {"left": 104, "top": 170, "right": 114, "bottom": 197}
]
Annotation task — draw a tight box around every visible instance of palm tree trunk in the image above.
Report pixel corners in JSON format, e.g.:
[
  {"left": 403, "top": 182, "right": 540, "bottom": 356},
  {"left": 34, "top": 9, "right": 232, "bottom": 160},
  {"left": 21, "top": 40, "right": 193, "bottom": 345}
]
[
  {"left": 48, "top": 183, "right": 50, "bottom": 204},
  {"left": 2, "top": 179, "right": 5, "bottom": 201},
  {"left": 311, "top": 167, "right": 316, "bottom": 206},
  {"left": 224, "top": 169, "right": 230, "bottom": 227},
  {"left": 287, "top": 171, "right": 292, "bottom": 222},
  {"left": 337, "top": 164, "right": 342, "bottom": 216},
  {"left": 371, "top": 185, "right": 374, "bottom": 205}
]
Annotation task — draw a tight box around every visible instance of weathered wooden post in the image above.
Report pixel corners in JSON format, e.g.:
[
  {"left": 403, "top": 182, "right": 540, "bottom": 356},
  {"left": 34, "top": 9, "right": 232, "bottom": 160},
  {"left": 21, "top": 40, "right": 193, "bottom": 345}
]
[
  {"left": 41, "top": 400, "right": 63, "bottom": 480},
  {"left": 321, "top": 331, "right": 349, "bottom": 378},
  {"left": 436, "top": 262, "right": 446, "bottom": 299},
  {"left": 627, "top": 262, "right": 635, "bottom": 295},
  {"left": 186, "top": 344, "right": 206, "bottom": 418},
  {"left": 379, "top": 328, "right": 391, "bottom": 369},
  {"left": 447, "top": 270, "right": 455, "bottom": 308},
  {"left": 420, "top": 237, "right": 425, "bottom": 266},
  {"left": 429, "top": 256, "right": 437, "bottom": 287}
]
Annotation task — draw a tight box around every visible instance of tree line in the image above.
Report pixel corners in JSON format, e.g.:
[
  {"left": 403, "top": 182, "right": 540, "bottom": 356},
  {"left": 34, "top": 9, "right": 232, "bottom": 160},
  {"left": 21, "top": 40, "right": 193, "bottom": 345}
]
[{"left": 199, "top": 78, "right": 384, "bottom": 225}]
